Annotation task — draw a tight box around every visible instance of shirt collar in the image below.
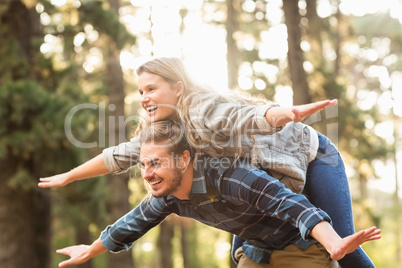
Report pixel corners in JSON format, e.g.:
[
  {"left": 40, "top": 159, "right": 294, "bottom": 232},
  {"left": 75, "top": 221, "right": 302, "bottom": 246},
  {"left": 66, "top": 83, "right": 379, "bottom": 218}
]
[{"left": 189, "top": 158, "right": 207, "bottom": 194}]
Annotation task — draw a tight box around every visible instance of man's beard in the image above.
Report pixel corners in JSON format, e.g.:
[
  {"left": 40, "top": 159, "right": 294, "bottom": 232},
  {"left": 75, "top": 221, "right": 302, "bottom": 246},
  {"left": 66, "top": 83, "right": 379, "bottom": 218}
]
[{"left": 152, "top": 167, "right": 183, "bottom": 198}]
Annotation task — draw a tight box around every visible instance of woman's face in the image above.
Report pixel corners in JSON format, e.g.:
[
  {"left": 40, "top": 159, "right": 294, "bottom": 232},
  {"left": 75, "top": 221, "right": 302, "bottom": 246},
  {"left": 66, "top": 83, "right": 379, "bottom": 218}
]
[{"left": 138, "top": 72, "right": 182, "bottom": 122}]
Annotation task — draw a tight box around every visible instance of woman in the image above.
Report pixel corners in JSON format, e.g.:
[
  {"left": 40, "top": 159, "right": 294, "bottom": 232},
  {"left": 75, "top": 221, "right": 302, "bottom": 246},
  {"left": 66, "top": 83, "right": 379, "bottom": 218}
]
[{"left": 39, "top": 57, "right": 374, "bottom": 267}]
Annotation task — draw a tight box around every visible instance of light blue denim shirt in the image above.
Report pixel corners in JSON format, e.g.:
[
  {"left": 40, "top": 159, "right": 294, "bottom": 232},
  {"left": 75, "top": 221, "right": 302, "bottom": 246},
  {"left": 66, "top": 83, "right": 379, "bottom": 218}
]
[{"left": 103, "top": 93, "right": 315, "bottom": 193}]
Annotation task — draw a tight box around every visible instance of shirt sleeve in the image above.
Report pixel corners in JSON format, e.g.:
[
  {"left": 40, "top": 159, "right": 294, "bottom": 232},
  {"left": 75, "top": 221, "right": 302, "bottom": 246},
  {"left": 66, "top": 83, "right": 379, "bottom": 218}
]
[
  {"left": 102, "top": 135, "right": 141, "bottom": 174},
  {"left": 100, "top": 194, "right": 171, "bottom": 252},
  {"left": 189, "top": 94, "right": 283, "bottom": 138},
  {"left": 220, "top": 164, "right": 331, "bottom": 240}
]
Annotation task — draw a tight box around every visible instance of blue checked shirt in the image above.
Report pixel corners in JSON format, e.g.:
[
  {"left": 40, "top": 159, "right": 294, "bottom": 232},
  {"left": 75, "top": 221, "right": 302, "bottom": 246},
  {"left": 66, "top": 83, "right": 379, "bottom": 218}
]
[{"left": 100, "top": 157, "right": 331, "bottom": 264}]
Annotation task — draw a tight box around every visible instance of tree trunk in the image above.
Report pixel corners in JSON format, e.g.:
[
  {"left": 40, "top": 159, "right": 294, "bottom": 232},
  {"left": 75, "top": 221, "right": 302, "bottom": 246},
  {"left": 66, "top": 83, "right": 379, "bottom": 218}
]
[
  {"left": 0, "top": 2, "right": 51, "bottom": 268},
  {"left": 105, "top": 1, "right": 134, "bottom": 268},
  {"left": 226, "top": 0, "right": 240, "bottom": 90},
  {"left": 306, "top": 0, "right": 323, "bottom": 59},
  {"left": 158, "top": 220, "right": 174, "bottom": 268},
  {"left": 333, "top": 2, "right": 342, "bottom": 77},
  {"left": 106, "top": 175, "right": 133, "bottom": 268},
  {"left": 0, "top": 160, "right": 33, "bottom": 268},
  {"left": 226, "top": 2, "right": 243, "bottom": 267},
  {"left": 0, "top": 158, "right": 51, "bottom": 268},
  {"left": 105, "top": 38, "right": 134, "bottom": 268},
  {"left": 76, "top": 227, "right": 94, "bottom": 268},
  {"left": 181, "top": 223, "right": 189, "bottom": 268},
  {"left": 282, "top": 0, "right": 311, "bottom": 105}
]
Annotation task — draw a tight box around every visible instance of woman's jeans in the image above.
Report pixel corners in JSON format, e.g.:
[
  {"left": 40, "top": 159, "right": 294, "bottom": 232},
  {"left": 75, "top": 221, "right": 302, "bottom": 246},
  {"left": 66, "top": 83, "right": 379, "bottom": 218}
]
[
  {"left": 231, "top": 132, "right": 374, "bottom": 268},
  {"left": 304, "top": 132, "right": 374, "bottom": 267}
]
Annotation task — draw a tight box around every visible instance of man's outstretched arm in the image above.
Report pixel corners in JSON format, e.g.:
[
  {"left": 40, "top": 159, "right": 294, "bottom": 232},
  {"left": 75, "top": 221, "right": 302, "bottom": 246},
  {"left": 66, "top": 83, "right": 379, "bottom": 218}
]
[
  {"left": 310, "top": 221, "right": 381, "bottom": 260},
  {"left": 56, "top": 238, "right": 107, "bottom": 268}
]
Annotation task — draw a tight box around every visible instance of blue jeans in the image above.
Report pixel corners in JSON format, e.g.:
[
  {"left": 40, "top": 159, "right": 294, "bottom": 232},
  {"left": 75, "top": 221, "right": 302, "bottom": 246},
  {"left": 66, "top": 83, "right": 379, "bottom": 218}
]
[
  {"left": 231, "top": 132, "right": 374, "bottom": 268},
  {"left": 303, "top": 132, "right": 374, "bottom": 267}
]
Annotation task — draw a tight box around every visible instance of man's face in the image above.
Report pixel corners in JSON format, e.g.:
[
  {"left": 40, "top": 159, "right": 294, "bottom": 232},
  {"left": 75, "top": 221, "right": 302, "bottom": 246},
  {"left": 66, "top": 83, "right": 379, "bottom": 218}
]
[{"left": 139, "top": 142, "right": 183, "bottom": 198}]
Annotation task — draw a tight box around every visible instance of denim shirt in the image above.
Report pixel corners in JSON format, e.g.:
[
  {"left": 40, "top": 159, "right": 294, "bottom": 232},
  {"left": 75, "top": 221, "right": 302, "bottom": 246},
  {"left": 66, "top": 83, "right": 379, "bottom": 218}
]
[
  {"left": 100, "top": 157, "right": 331, "bottom": 264},
  {"left": 103, "top": 93, "right": 314, "bottom": 193}
]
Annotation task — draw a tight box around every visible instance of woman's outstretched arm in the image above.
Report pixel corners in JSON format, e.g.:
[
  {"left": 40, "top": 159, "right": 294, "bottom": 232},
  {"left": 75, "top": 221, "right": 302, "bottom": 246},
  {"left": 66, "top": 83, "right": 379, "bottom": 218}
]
[
  {"left": 265, "top": 99, "right": 338, "bottom": 128},
  {"left": 38, "top": 154, "right": 110, "bottom": 188}
]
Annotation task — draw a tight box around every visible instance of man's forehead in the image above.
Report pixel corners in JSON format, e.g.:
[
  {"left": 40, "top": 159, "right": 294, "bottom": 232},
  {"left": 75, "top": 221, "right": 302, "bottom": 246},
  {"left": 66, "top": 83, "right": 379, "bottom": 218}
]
[{"left": 140, "top": 143, "right": 171, "bottom": 161}]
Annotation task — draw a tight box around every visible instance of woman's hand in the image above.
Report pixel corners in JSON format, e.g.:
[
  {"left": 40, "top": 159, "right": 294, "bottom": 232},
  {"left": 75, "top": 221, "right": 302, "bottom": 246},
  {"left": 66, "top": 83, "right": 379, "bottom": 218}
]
[
  {"left": 291, "top": 99, "right": 338, "bottom": 123},
  {"left": 38, "top": 173, "right": 71, "bottom": 188},
  {"left": 266, "top": 99, "right": 338, "bottom": 128}
]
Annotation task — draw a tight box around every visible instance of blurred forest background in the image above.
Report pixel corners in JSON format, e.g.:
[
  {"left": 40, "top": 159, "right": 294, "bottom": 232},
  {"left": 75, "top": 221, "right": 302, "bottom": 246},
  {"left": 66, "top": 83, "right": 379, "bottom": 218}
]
[{"left": 0, "top": 0, "right": 401, "bottom": 267}]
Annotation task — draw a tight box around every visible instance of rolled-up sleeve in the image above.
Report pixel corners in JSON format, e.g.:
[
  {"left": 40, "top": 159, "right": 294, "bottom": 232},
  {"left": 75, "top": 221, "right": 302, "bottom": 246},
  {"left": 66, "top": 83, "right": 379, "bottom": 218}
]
[
  {"left": 190, "top": 94, "right": 283, "bottom": 138},
  {"left": 102, "top": 136, "right": 141, "bottom": 174},
  {"left": 298, "top": 208, "right": 331, "bottom": 241}
]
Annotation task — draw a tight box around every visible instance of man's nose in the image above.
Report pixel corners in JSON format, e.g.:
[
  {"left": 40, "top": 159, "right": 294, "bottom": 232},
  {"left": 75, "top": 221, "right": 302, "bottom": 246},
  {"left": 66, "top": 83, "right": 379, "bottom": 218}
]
[{"left": 142, "top": 166, "right": 155, "bottom": 179}]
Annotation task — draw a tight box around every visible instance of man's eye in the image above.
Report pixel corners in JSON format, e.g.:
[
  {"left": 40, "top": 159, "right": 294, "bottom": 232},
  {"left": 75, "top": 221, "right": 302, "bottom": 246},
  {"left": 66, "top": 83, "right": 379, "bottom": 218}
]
[{"left": 151, "top": 162, "right": 160, "bottom": 167}]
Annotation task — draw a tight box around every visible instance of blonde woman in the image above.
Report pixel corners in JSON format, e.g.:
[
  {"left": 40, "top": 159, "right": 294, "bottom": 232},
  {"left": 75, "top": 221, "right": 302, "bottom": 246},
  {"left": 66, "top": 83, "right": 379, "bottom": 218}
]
[{"left": 40, "top": 57, "right": 374, "bottom": 267}]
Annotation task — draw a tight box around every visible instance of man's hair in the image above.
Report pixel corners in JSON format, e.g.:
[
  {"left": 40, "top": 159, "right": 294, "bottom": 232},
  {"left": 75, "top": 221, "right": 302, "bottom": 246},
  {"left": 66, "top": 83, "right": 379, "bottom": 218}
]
[{"left": 138, "top": 120, "right": 195, "bottom": 159}]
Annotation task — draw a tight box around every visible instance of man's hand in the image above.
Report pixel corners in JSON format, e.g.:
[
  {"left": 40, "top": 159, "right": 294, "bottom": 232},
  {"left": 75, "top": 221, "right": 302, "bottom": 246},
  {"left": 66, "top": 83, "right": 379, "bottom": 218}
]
[
  {"left": 329, "top": 226, "right": 381, "bottom": 261},
  {"left": 57, "top": 245, "right": 91, "bottom": 268},
  {"left": 38, "top": 173, "right": 71, "bottom": 188},
  {"left": 57, "top": 239, "right": 108, "bottom": 267}
]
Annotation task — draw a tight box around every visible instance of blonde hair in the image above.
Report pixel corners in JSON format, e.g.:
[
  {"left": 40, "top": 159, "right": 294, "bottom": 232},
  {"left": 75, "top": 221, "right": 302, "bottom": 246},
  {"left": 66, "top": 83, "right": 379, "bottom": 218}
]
[{"left": 135, "top": 57, "right": 268, "bottom": 156}]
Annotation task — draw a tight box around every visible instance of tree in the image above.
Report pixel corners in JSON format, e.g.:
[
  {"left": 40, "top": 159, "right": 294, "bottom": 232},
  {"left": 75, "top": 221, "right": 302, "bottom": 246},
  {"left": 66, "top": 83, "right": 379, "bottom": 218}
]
[
  {"left": 282, "top": 0, "right": 311, "bottom": 105},
  {"left": 226, "top": 0, "right": 240, "bottom": 90},
  {"left": 0, "top": 1, "right": 91, "bottom": 267},
  {"left": 104, "top": 0, "right": 134, "bottom": 267}
]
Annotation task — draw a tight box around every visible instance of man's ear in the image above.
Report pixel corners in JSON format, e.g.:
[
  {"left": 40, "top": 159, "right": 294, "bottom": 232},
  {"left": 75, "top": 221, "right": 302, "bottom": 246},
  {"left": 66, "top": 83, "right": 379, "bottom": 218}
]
[
  {"left": 180, "top": 150, "right": 191, "bottom": 170},
  {"left": 175, "top": 81, "right": 184, "bottom": 97}
]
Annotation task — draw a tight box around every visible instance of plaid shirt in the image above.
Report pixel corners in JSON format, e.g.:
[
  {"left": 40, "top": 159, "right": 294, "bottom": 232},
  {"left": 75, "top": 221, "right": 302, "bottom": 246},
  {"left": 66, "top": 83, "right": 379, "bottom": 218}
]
[{"left": 100, "top": 157, "right": 331, "bottom": 264}]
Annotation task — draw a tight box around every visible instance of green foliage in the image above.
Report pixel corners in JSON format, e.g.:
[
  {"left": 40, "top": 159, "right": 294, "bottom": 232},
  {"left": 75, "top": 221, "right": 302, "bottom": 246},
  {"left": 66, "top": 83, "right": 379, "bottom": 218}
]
[
  {"left": 1, "top": 80, "right": 69, "bottom": 155},
  {"left": 53, "top": 175, "right": 108, "bottom": 227},
  {"left": 7, "top": 167, "right": 37, "bottom": 191},
  {"left": 0, "top": 40, "right": 91, "bottom": 189},
  {"left": 78, "top": 1, "right": 136, "bottom": 50}
]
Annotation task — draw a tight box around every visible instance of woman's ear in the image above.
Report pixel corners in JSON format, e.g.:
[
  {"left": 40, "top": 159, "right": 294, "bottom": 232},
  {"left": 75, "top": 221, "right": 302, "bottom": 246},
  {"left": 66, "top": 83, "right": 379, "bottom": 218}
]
[{"left": 175, "top": 81, "right": 184, "bottom": 97}]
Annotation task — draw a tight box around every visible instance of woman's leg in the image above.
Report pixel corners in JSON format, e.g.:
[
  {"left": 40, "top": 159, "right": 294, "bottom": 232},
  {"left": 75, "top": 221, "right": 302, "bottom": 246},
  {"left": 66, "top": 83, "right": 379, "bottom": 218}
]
[{"left": 304, "top": 132, "right": 374, "bottom": 268}]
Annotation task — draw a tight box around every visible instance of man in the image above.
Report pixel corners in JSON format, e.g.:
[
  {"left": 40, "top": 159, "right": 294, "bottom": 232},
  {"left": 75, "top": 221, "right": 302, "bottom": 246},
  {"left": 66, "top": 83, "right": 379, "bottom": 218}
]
[{"left": 56, "top": 121, "right": 380, "bottom": 268}]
